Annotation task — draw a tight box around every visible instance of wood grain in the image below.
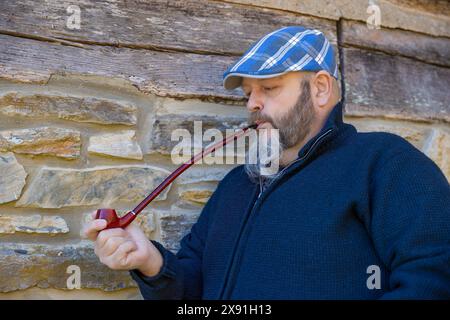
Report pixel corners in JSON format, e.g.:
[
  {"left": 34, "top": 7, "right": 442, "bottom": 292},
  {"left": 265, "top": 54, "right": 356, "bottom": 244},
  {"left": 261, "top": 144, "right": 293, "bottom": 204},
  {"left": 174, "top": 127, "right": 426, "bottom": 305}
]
[
  {"left": 0, "top": 0, "right": 336, "bottom": 55},
  {"left": 344, "top": 47, "right": 450, "bottom": 123},
  {"left": 341, "top": 20, "right": 450, "bottom": 67},
  {"left": 0, "top": 34, "right": 244, "bottom": 101}
]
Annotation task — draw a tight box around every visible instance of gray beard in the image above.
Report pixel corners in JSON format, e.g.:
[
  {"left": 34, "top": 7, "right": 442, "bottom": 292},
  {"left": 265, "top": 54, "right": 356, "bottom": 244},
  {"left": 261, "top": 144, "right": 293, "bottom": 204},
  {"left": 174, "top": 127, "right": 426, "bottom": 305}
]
[
  {"left": 244, "top": 80, "right": 315, "bottom": 183},
  {"left": 244, "top": 129, "right": 285, "bottom": 184}
]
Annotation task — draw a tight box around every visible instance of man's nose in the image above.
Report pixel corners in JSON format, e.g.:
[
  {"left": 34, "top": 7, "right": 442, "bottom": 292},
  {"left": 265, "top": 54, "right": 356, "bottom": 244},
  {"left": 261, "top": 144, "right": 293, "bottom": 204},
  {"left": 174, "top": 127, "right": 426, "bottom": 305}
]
[{"left": 246, "top": 90, "right": 264, "bottom": 113}]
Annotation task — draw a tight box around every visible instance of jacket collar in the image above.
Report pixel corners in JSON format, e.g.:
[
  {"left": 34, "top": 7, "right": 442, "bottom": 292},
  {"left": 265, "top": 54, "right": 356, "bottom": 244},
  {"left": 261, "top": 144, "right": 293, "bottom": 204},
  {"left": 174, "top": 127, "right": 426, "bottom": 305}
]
[
  {"left": 296, "top": 100, "right": 347, "bottom": 159},
  {"left": 257, "top": 101, "right": 352, "bottom": 192}
]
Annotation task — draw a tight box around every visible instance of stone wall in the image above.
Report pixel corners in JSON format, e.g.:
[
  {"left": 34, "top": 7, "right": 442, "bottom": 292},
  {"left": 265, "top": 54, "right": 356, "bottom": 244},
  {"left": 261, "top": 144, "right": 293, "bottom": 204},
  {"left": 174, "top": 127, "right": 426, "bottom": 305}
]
[{"left": 0, "top": 0, "right": 448, "bottom": 299}]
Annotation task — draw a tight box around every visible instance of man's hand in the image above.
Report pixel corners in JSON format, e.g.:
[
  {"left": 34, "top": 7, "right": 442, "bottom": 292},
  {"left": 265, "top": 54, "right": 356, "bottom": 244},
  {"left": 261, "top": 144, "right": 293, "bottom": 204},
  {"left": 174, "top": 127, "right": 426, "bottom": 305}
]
[{"left": 81, "top": 212, "right": 163, "bottom": 277}]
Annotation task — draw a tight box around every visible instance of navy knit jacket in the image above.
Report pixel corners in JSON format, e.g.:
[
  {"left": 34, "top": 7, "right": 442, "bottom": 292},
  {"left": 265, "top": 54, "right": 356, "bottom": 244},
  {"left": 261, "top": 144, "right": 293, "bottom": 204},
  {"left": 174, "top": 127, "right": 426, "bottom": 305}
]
[{"left": 130, "top": 101, "right": 450, "bottom": 299}]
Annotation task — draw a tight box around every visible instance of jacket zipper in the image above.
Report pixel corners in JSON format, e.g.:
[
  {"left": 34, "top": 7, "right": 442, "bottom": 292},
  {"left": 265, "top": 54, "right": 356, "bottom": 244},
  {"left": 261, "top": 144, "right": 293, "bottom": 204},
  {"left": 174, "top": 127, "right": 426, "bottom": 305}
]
[
  {"left": 258, "top": 128, "right": 334, "bottom": 198},
  {"left": 218, "top": 128, "right": 334, "bottom": 299}
]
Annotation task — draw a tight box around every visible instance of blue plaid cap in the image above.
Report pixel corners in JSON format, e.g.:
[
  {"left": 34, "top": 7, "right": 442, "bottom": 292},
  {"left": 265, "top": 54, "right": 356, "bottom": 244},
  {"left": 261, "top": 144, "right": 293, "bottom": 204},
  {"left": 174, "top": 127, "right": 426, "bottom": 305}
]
[{"left": 223, "top": 26, "right": 338, "bottom": 90}]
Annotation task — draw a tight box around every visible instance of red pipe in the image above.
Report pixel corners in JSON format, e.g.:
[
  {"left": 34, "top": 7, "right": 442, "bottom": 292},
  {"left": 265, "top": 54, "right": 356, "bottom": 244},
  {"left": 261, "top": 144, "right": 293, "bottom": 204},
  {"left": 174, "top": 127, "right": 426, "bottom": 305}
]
[{"left": 96, "top": 124, "right": 257, "bottom": 229}]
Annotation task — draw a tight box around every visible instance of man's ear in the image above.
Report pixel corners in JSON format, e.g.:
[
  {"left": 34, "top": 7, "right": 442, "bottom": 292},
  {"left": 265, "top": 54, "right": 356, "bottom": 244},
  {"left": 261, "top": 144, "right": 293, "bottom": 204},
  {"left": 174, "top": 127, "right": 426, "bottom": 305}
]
[{"left": 310, "top": 71, "right": 333, "bottom": 108}]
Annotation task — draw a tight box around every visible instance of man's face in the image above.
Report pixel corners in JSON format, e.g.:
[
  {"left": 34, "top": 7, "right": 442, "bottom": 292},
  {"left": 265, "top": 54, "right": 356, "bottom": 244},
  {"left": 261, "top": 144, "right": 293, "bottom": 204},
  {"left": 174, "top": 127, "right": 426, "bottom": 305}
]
[{"left": 242, "top": 72, "right": 315, "bottom": 149}]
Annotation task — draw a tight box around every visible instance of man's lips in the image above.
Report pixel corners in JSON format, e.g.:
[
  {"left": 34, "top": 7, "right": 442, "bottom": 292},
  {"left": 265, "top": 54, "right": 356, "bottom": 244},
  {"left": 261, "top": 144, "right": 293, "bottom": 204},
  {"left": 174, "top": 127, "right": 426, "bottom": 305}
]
[{"left": 254, "top": 120, "right": 271, "bottom": 129}]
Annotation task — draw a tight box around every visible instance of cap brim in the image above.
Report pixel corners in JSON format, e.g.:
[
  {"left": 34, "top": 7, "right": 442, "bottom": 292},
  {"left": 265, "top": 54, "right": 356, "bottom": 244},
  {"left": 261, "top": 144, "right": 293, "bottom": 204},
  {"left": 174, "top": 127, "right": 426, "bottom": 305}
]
[
  {"left": 223, "top": 74, "right": 243, "bottom": 90},
  {"left": 223, "top": 72, "right": 288, "bottom": 90}
]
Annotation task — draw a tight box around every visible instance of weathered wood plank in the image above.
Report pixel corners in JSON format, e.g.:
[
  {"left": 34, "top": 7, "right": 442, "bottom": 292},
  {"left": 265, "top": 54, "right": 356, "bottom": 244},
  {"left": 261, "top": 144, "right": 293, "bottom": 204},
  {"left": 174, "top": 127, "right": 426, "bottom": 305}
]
[
  {"left": 341, "top": 20, "right": 450, "bottom": 67},
  {"left": 0, "top": 34, "right": 244, "bottom": 101},
  {"left": 218, "top": 0, "right": 450, "bottom": 38},
  {"left": 344, "top": 47, "right": 450, "bottom": 123},
  {"left": 0, "top": 0, "right": 336, "bottom": 55},
  {"left": 388, "top": 0, "right": 450, "bottom": 16}
]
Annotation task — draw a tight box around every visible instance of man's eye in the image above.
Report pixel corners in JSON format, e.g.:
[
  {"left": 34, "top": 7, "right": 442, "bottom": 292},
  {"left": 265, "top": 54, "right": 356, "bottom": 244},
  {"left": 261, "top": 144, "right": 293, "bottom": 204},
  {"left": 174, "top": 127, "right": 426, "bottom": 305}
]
[{"left": 263, "top": 86, "right": 277, "bottom": 91}]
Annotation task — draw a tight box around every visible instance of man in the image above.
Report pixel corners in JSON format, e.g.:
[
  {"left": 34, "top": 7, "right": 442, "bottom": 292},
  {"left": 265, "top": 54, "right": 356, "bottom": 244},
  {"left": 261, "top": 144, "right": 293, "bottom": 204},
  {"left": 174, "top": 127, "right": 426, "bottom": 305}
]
[{"left": 83, "top": 26, "right": 450, "bottom": 299}]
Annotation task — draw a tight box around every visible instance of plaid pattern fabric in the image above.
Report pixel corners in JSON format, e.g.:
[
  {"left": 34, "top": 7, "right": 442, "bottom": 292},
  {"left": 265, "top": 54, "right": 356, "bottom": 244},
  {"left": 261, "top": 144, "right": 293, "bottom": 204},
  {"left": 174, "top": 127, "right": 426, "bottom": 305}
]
[{"left": 223, "top": 26, "right": 338, "bottom": 90}]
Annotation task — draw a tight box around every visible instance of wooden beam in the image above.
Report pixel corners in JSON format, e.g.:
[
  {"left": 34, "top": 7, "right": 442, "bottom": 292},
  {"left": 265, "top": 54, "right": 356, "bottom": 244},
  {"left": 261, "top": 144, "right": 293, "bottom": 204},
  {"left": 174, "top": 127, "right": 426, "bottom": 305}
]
[
  {"left": 0, "top": 34, "right": 244, "bottom": 101},
  {"left": 0, "top": 0, "right": 336, "bottom": 56},
  {"left": 344, "top": 47, "right": 450, "bottom": 123},
  {"left": 216, "top": 0, "right": 450, "bottom": 38},
  {"left": 341, "top": 20, "right": 450, "bottom": 67}
]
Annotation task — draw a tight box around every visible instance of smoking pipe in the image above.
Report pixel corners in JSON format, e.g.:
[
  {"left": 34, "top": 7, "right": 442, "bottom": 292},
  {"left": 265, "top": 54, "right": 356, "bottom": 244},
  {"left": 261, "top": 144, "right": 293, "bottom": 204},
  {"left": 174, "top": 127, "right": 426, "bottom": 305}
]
[{"left": 96, "top": 124, "right": 257, "bottom": 229}]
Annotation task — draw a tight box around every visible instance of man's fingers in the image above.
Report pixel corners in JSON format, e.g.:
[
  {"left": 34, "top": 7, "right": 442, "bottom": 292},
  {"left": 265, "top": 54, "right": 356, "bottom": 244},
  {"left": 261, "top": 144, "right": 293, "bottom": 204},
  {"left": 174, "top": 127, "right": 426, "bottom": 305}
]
[
  {"left": 81, "top": 219, "right": 107, "bottom": 240},
  {"left": 102, "top": 240, "right": 137, "bottom": 269},
  {"left": 95, "top": 236, "right": 129, "bottom": 257},
  {"left": 96, "top": 228, "right": 128, "bottom": 249}
]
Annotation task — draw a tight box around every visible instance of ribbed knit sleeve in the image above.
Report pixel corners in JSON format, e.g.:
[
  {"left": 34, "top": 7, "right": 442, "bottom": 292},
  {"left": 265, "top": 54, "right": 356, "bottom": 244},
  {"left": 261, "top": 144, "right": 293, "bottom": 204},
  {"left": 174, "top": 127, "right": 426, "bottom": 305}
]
[
  {"left": 130, "top": 240, "right": 184, "bottom": 299},
  {"left": 368, "top": 147, "right": 450, "bottom": 299}
]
